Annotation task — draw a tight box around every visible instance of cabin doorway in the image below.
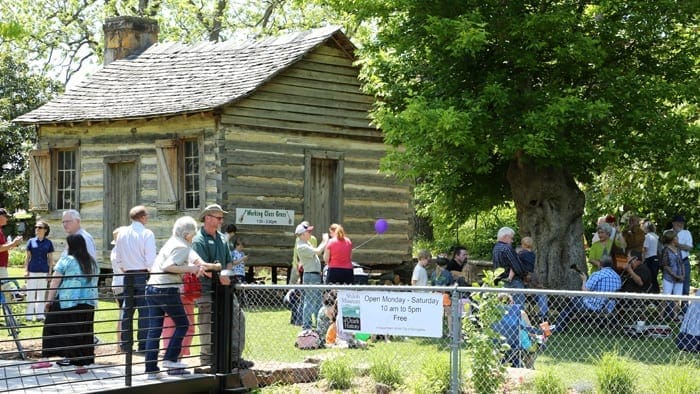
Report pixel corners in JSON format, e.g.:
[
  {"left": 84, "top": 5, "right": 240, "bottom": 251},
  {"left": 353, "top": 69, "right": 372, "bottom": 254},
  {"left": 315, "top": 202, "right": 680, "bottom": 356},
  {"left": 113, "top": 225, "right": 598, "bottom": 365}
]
[
  {"left": 304, "top": 150, "right": 344, "bottom": 239},
  {"left": 103, "top": 155, "right": 139, "bottom": 256}
]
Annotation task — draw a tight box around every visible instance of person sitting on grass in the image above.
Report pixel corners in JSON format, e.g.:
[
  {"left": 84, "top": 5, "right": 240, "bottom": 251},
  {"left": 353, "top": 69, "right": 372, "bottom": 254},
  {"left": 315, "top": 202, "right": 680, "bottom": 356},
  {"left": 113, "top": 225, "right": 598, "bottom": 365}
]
[{"left": 553, "top": 255, "right": 621, "bottom": 332}]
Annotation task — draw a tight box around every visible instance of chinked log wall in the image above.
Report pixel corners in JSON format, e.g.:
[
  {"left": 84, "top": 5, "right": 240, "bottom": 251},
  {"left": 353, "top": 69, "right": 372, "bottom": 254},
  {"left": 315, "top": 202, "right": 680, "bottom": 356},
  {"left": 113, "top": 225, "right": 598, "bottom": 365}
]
[
  {"left": 35, "top": 117, "right": 217, "bottom": 266},
  {"left": 221, "top": 43, "right": 413, "bottom": 268}
]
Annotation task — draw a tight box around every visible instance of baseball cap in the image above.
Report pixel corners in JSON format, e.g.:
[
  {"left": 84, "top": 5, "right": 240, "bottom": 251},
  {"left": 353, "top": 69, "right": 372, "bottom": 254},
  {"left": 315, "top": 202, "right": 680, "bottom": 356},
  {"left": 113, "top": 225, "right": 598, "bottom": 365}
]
[
  {"left": 295, "top": 222, "right": 313, "bottom": 235},
  {"left": 672, "top": 215, "right": 685, "bottom": 223},
  {"left": 0, "top": 208, "right": 8, "bottom": 217}
]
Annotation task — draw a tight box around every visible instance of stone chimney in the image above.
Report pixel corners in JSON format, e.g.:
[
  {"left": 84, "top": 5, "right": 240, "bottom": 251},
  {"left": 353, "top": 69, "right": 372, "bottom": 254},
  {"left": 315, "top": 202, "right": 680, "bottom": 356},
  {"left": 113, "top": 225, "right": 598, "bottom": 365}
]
[{"left": 103, "top": 16, "right": 159, "bottom": 66}]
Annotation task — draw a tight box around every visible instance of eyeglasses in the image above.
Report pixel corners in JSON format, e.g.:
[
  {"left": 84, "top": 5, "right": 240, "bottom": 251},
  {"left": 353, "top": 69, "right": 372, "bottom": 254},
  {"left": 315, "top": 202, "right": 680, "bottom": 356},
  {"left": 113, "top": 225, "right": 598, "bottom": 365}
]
[
  {"left": 35, "top": 226, "right": 47, "bottom": 229},
  {"left": 208, "top": 215, "right": 224, "bottom": 221}
]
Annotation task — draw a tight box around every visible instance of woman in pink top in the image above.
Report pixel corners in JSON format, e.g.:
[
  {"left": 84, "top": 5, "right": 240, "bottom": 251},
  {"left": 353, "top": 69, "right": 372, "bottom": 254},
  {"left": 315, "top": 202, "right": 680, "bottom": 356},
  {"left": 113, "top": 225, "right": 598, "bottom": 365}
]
[{"left": 324, "top": 223, "right": 354, "bottom": 284}]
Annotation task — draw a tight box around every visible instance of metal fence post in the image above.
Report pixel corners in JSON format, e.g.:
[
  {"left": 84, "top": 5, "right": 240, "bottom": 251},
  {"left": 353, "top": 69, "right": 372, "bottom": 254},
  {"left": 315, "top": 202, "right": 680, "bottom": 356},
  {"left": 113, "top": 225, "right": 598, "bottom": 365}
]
[{"left": 449, "top": 287, "right": 461, "bottom": 394}]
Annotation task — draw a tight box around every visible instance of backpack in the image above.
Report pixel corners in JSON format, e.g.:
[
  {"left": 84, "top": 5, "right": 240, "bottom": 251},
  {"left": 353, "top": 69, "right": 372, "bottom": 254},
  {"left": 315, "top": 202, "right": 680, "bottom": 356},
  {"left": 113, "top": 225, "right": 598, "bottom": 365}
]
[
  {"left": 182, "top": 272, "right": 202, "bottom": 301},
  {"left": 295, "top": 329, "right": 321, "bottom": 349}
]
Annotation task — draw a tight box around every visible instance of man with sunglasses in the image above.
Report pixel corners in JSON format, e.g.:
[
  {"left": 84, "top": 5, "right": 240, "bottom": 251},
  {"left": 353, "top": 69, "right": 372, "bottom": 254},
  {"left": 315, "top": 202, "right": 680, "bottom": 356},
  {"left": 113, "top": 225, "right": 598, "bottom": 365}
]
[{"left": 192, "top": 204, "right": 252, "bottom": 373}]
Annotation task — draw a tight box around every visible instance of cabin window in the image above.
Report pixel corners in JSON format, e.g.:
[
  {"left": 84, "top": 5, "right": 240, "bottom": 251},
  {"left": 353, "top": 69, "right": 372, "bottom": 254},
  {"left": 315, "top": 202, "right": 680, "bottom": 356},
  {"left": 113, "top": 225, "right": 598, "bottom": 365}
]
[
  {"left": 28, "top": 147, "right": 79, "bottom": 211},
  {"left": 182, "top": 139, "right": 200, "bottom": 210},
  {"left": 155, "top": 138, "right": 202, "bottom": 211},
  {"left": 56, "top": 149, "right": 77, "bottom": 209}
]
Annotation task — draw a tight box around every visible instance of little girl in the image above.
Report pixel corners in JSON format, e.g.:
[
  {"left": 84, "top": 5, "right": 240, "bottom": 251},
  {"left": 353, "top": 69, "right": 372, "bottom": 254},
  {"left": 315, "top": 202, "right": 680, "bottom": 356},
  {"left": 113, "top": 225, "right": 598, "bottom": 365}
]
[{"left": 231, "top": 238, "right": 248, "bottom": 283}]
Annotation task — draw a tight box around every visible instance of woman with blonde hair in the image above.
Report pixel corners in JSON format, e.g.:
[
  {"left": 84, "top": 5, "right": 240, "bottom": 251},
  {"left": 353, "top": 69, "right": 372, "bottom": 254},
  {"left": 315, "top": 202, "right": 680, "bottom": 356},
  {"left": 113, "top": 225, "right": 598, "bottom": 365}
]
[{"left": 324, "top": 223, "right": 354, "bottom": 284}]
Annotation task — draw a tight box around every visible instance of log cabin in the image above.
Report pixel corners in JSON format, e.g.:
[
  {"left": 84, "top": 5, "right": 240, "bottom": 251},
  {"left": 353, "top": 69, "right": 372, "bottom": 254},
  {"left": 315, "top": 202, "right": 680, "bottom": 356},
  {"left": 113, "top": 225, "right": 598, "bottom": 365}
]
[{"left": 14, "top": 16, "right": 413, "bottom": 279}]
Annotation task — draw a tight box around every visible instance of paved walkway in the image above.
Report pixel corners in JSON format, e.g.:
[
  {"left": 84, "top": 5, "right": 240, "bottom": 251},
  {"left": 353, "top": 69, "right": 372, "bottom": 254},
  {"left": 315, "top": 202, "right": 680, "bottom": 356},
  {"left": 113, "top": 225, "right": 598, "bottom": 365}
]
[{"left": 0, "top": 359, "right": 203, "bottom": 393}]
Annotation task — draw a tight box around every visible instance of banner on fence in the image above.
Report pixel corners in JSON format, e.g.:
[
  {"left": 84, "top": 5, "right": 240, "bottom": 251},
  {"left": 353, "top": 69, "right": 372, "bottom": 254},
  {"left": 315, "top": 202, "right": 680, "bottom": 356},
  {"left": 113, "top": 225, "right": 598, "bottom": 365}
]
[{"left": 337, "top": 290, "right": 443, "bottom": 338}]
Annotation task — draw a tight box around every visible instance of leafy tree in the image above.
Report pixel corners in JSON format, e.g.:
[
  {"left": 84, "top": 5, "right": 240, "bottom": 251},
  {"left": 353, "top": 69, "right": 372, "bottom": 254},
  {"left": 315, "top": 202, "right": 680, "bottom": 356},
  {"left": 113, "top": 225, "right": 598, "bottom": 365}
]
[
  {"left": 330, "top": 0, "right": 699, "bottom": 287},
  {"left": 0, "top": 54, "right": 61, "bottom": 210}
]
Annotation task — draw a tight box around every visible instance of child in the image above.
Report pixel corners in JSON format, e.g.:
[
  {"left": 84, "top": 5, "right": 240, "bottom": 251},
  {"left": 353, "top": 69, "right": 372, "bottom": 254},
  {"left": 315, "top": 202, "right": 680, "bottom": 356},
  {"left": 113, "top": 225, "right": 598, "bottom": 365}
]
[
  {"left": 231, "top": 238, "right": 247, "bottom": 283},
  {"left": 411, "top": 250, "right": 431, "bottom": 286},
  {"left": 517, "top": 236, "right": 548, "bottom": 322},
  {"left": 431, "top": 257, "right": 454, "bottom": 336}
]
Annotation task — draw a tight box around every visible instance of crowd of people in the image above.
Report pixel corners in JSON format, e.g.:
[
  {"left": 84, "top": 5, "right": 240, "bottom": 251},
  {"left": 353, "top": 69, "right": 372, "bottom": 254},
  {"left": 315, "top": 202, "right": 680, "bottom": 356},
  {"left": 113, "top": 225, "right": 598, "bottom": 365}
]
[
  {"left": 0, "top": 206, "right": 697, "bottom": 376},
  {"left": 0, "top": 204, "right": 253, "bottom": 378}
]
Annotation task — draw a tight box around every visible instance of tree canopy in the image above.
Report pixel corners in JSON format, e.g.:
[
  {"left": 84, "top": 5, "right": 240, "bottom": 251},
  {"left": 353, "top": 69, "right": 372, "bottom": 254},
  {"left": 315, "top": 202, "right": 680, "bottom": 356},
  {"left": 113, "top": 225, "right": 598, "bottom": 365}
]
[{"left": 329, "top": 0, "right": 699, "bottom": 286}]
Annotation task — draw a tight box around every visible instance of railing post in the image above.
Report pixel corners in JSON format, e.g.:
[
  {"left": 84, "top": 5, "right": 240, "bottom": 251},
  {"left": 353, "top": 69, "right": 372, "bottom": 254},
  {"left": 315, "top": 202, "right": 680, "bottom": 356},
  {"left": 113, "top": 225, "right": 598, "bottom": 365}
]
[
  {"left": 213, "top": 271, "right": 233, "bottom": 391},
  {"left": 122, "top": 272, "right": 134, "bottom": 387},
  {"left": 449, "top": 287, "right": 461, "bottom": 394}
]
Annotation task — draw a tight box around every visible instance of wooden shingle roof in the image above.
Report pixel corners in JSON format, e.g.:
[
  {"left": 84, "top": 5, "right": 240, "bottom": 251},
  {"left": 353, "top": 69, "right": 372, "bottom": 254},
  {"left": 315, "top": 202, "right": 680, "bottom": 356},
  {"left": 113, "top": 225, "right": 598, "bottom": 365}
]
[{"left": 15, "top": 26, "right": 354, "bottom": 124}]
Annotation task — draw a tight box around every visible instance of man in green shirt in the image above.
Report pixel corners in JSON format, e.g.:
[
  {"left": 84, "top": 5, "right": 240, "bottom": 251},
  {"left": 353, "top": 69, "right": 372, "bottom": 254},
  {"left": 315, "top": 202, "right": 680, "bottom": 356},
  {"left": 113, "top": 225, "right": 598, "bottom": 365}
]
[{"left": 192, "top": 204, "right": 252, "bottom": 373}]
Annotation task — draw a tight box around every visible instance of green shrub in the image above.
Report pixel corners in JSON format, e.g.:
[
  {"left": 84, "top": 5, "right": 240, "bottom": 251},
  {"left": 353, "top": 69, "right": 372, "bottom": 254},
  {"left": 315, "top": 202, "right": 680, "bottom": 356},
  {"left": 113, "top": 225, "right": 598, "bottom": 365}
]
[
  {"left": 411, "top": 353, "right": 450, "bottom": 394},
  {"left": 650, "top": 363, "right": 700, "bottom": 394},
  {"left": 533, "top": 369, "right": 567, "bottom": 394},
  {"left": 319, "top": 356, "right": 354, "bottom": 390},
  {"left": 9, "top": 250, "right": 25, "bottom": 268},
  {"left": 595, "top": 352, "right": 637, "bottom": 394},
  {"left": 369, "top": 355, "right": 403, "bottom": 388},
  {"left": 463, "top": 270, "right": 507, "bottom": 394}
]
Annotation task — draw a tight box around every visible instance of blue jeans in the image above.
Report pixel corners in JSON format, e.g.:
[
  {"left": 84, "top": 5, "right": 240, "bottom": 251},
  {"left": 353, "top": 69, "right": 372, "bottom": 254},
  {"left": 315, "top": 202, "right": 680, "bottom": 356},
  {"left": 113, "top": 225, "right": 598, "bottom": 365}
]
[
  {"left": 121, "top": 272, "right": 150, "bottom": 352},
  {"left": 681, "top": 258, "right": 691, "bottom": 314},
  {"left": 302, "top": 272, "right": 322, "bottom": 330},
  {"left": 505, "top": 278, "right": 526, "bottom": 308},
  {"left": 144, "top": 286, "right": 188, "bottom": 373}
]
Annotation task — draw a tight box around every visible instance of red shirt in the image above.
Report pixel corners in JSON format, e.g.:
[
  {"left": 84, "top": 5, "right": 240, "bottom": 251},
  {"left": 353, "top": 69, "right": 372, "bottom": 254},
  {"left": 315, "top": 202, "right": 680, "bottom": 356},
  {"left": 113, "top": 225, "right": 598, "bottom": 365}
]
[
  {"left": 326, "top": 237, "right": 353, "bottom": 269},
  {"left": 0, "top": 229, "right": 8, "bottom": 268}
]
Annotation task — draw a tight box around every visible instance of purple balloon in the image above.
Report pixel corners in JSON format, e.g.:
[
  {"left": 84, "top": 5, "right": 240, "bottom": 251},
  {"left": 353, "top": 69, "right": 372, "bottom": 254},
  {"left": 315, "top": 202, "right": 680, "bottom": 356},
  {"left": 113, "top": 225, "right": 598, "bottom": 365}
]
[{"left": 374, "top": 218, "right": 388, "bottom": 234}]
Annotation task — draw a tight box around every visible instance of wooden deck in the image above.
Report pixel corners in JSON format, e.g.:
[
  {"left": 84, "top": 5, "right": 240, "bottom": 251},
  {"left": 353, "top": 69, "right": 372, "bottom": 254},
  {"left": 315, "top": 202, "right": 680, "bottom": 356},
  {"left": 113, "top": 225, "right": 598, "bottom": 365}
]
[{"left": 0, "top": 359, "right": 211, "bottom": 393}]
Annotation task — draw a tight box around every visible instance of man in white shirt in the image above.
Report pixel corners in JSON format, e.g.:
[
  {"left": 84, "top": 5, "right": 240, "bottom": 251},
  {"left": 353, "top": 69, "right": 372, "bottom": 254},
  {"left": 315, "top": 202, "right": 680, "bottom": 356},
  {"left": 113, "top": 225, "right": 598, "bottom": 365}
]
[
  {"left": 61, "top": 209, "right": 97, "bottom": 260},
  {"left": 114, "top": 205, "right": 157, "bottom": 353}
]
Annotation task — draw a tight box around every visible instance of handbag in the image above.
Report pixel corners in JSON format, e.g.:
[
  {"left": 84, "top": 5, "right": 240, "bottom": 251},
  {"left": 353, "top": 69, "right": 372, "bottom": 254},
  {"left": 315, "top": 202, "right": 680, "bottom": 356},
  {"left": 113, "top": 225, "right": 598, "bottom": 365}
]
[{"left": 182, "top": 272, "right": 202, "bottom": 300}]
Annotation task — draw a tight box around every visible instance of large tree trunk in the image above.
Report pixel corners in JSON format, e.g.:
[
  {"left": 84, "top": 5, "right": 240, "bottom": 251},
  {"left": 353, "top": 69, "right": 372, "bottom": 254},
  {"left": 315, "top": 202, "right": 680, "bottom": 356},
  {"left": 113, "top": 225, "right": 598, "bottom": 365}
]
[{"left": 507, "top": 159, "right": 586, "bottom": 290}]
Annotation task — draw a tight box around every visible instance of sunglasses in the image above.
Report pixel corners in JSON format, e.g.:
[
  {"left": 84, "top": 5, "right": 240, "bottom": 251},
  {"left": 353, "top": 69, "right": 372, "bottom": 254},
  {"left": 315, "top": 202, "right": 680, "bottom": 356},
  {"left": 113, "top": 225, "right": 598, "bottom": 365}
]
[{"left": 35, "top": 226, "right": 47, "bottom": 229}]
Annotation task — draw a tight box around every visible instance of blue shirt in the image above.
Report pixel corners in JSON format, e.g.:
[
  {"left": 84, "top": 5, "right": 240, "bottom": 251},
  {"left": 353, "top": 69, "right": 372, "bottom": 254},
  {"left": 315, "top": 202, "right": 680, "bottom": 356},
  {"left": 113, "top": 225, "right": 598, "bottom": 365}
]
[
  {"left": 583, "top": 267, "right": 621, "bottom": 311},
  {"left": 54, "top": 255, "right": 99, "bottom": 309},
  {"left": 231, "top": 249, "right": 246, "bottom": 276},
  {"left": 26, "top": 237, "right": 54, "bottom": 273}
]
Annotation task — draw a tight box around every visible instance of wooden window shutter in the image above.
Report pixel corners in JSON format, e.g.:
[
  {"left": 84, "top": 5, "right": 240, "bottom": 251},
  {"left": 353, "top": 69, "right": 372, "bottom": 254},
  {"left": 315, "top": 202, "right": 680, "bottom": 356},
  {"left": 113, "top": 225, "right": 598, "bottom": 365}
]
[
  {"left": 155, "top": 139, "right": 179, "bottom": 211},
  {"left": 29, "top": 149, "right": 51, "bottom": 211}
]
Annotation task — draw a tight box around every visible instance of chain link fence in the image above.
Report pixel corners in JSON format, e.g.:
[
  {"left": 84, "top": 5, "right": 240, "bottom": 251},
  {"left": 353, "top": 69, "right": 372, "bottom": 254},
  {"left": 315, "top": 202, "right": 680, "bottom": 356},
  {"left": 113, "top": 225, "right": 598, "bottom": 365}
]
[
  {"left": 0, "top": 275, "right": 698, "bottom": 393},
  {"left": 240, "top": 283, "right": 699, "bottom": 393}
]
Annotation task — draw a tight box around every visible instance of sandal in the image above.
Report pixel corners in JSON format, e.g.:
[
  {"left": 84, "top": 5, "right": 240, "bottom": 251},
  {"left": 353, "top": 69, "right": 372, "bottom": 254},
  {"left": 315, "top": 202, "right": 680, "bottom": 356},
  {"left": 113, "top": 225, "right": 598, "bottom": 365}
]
[{"left": 30, "top": 361, "right": 52, "bottom": 369}]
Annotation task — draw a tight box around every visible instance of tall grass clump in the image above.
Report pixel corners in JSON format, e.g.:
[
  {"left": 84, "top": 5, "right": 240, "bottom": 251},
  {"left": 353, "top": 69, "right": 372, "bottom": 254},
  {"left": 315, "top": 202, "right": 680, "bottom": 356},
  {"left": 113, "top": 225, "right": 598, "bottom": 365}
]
[
  {"left": 533, "top": 369, "right": 567, "bottom": 394},
  {"left": 369, "top": 355, "right": 403, "bottom": 388},
  {"left": 410, "top": 353, "right": 450, "bottom": 394},
  {"left": 319, "top": 356, "right": 354, "bottom": 390},
  {"left": 650, "top": 363, "right": 700, "bottom": 394},
  {"left": 595, "top": 351, "right": 637, "bottom": 394}
]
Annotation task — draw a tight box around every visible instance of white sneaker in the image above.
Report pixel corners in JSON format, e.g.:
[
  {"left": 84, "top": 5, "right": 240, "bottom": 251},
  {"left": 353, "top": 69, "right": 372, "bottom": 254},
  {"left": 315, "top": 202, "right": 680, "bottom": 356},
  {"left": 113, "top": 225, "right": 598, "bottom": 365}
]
[
  {"left": 147, "top": 372, "right": 163, "bottom": 380},
  {"left": 162, "top": 360, "right": 188, "bottom": 369}
]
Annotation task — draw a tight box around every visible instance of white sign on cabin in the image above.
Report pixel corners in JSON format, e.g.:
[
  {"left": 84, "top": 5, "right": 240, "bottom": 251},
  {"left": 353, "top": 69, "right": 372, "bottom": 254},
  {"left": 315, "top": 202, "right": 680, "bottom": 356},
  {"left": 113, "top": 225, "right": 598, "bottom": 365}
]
[{"left": 235, "top": 208, "right": 295, "bottom": 226}]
